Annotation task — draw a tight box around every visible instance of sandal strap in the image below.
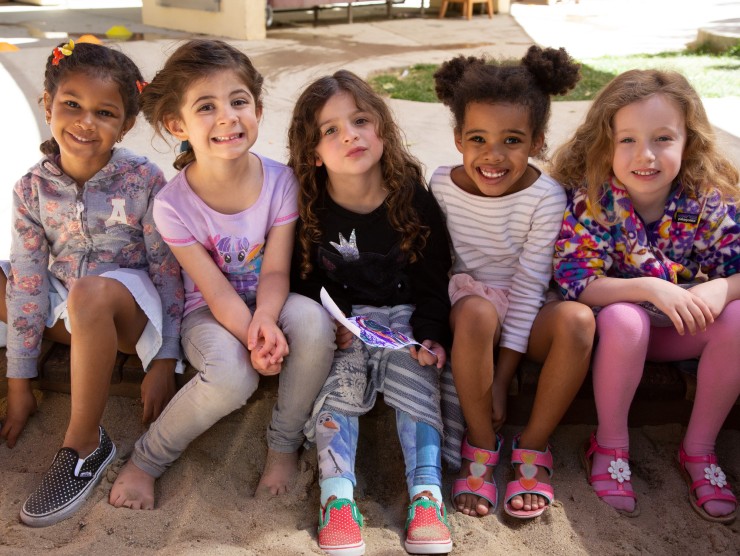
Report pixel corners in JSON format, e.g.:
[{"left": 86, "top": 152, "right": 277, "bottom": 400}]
[
  {"left": 585, "top": 432, "right": 631, "bottom": 462},
  {"left": 510, "top": 435, "right": 553, "bottom": 477},
  {"left": 452, "top": 477, "right": 498, "bottom": 510},
  {"left": 460, "top": 432, "right": 503, "bottom": 466},
  {"left": 678, "top": 443, "right": 737, "bottom": 510},
  {"left": 504, "top": 478, "right": 554, "bottom": 505}
]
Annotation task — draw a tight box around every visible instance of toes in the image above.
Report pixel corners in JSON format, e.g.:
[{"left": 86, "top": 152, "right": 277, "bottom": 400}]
[{"left": 510, "top": 494, "right": 524, "bottom": 510}]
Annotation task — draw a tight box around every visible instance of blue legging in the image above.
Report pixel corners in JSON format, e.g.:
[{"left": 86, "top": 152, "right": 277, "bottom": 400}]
[{"left": 316, "top": 409, "right": 442, "bottom": 495}]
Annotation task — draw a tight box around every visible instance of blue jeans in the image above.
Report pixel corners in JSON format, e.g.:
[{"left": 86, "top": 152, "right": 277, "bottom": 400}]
[
  {"left": 316, "top": 409, "right": 442, "bottom": 495},
  {"left": 133, "top": 293, "right": 336, "bottom": 478}
]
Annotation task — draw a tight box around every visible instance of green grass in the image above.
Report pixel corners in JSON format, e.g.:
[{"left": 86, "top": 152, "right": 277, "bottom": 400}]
[{"left": 368, "top": 47, "right": 740, "bottom": 102}]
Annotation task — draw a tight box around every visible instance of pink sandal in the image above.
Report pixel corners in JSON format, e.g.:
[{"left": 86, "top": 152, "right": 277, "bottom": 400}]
[
  {"left": 678, "top": 443, "right": 737, "bottom": 524},
  {"left": 580, "top": 432, "right": 639, "bottom": 517},
  {"left": 452, "top": 433, "right": 503, "bottom": 515},
  {"left": 503, "top": 435, "right": 554, "bottom": 519}
]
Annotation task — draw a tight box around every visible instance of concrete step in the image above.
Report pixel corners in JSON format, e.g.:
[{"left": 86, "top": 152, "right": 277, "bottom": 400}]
[{"left": 2, "top": 343, "right": 738, "bottom": 428}]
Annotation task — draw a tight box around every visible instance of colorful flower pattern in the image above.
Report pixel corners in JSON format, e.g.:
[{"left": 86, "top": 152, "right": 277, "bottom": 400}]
[
  {"left": 554, "top": 178, "right": 740, "bottom": 300},
  {"left": 6, "top": 149, "right": 183, "bottom": 376}
]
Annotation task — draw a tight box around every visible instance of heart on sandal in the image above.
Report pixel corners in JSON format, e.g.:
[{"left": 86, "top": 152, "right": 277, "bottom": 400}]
[{"left": 467, "top": 476, "right": 484, "bottom": 491}]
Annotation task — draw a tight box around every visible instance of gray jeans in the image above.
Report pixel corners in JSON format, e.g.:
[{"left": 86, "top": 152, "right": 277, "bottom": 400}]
[{"left": 132, "top": 293, "right": 336, "bottom": 478}]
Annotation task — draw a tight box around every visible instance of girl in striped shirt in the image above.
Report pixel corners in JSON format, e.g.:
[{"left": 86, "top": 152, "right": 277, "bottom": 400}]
[{"left": 430, "top": 46, "right": 590, "bottom": 520}]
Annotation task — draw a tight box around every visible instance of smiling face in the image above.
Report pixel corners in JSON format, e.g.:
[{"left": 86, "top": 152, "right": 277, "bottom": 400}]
[
  {"left": 313, "top": 91, "right": 384, "bottom": 183},
  {"left": 165, "top": 69, "right": 262, "bottom": 164},
  {"left": 453, "top": 102, "right": 543, "bottom": 197},
  {"left": 44, "top": 72, "right": 133, "bottom": 184},
  {"left": 611, "top": 93, "right": 686, "bottom": 219}
]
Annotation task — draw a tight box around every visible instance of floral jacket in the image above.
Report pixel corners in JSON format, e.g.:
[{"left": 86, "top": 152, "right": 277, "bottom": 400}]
[
  {"left": 553, "top": 177, "right": 740, "bottom": 300},
  {"left": 6, "top": 148, "right": 183, "bottom": 376}
]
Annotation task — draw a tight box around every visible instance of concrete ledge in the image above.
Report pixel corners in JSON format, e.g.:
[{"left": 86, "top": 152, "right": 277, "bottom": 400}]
[
  {"left": 141, "top": 0, "right": 267, "bottom": 40},
  {"left": 2, "top": 344, "right": 737, "bottom": 429}
]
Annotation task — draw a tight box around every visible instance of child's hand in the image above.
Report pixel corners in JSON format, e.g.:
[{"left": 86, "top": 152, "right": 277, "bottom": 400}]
[
  {"left": 248, "top": 313, "right": 288, "bottom": 376},
  {"left": 0, "top": 378, "right": 37, "bottom": 448},
  {"left": 248, "top": 313, "right": 289, "bottom": 363},
  {"left": 250, "top": 340, "right": 283, "bottom": 376},
  {"left": 335, "top": 323, "right": 354, "bottom": 350},
  {"left": 688, "top": 279, "right": 730, "bottom": 319},
  {"left": 646, "top": 278, "right": 714, "bottom": 334},
  {"left": 410, "top": 340, "right": 446, "bottom": 369},
  {"left": 140, "top": 359, "right": 177, "bottom": 425}
]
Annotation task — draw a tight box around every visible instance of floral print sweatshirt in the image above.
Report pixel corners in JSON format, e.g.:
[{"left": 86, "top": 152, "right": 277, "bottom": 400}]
[
  {"left": 553, "top": 177, "right": 740, "bottom": 300},
  {"left": 6, "top": 148, "right": 183, "bottom": 376}
]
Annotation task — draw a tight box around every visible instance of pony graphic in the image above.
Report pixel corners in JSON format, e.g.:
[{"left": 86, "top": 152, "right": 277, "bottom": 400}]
[{"left": 210, "top": 234, "right": 263, "bottom": 293}]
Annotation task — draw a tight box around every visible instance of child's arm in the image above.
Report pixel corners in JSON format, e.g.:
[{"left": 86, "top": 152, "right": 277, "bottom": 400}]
[
  {"left": 170, "top": 242, "right": 254, "bottom": 348},
  {"left": 248, "top": 220, "right": 296, "bottom": 375},
  {"left": 2, "top": 179, "right": 51, "bottom": 447},
  {"left": 689, "top": 273, "right": 740, "bottom": 317},
  {"left": 501, "top": 181, "right": 566, "bottom": 354},
  {"left": 578, "top": 276, "right": 714, "bottom": 335},
  {"left": 140, "top": 358, "right": 178, "bottom": 424},
  {"left": 142, "top": 167, "right": 183, "bottom": 420}
]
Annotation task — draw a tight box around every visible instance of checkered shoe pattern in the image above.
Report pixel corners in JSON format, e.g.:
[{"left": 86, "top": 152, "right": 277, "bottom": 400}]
[{"left": 21, "top": 426, "right": 116, "bottom": 527}]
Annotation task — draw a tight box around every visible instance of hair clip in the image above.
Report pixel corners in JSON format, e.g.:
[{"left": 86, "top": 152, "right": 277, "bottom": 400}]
[
  {"left": 52, "top": 40, "right": 75, "bottom": 66},
  {"left": 136, "top": 80, "right": 148, "bottom": 93}
]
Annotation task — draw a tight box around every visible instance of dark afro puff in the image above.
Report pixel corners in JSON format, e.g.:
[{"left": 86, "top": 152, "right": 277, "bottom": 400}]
[
  {"left": 433, "top": 55, "right": 486, "bottom": 107},
  {"left": 523, "top": 45, "right": 580, "bottom": 96}
]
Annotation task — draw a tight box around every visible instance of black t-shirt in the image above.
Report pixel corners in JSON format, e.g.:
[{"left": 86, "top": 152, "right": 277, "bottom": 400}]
[{"left": 291, "top": 182, "right": 452, "bottom": 347}]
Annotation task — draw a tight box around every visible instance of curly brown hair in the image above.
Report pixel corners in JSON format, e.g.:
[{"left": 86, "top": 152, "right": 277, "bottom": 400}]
[
  {"left": 433, "top": 45, "right": 581, "bottom": 158},
  {"left": 287, "top": 70, "right": 428, "bottom": 279},
  {"left": 139, "top": 39, "right": 264, "bottom": 170},
  {"left": 551, "top": 69, "right": 739, "bottom": 220}
]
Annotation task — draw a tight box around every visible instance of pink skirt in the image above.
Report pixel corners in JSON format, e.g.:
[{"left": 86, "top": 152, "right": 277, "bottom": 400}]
[{"left": 448, "top": 273, "right": 509, "bottom": 325}]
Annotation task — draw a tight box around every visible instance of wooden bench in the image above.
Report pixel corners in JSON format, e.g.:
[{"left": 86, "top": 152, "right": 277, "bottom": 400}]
[{"left": 2, "top": 343, "right": 737, "bottom": 428}]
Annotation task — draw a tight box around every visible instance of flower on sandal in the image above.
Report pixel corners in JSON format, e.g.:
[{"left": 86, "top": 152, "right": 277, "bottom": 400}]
[
  {"left": 704, "top": 464, "right": 727, "bottom": 488},
  {"left": 608, "top": 458, "right": 631, "bottom": 483}
]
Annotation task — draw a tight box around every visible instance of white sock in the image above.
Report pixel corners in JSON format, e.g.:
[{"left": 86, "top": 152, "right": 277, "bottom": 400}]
[{"left": 320, "top": 477, "right": 354, "bottom": 507}]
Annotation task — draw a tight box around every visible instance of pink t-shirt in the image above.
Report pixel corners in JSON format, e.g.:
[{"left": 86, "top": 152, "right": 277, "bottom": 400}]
[{"left": 153, "top": 154, "right": 298, "bottom": 316}]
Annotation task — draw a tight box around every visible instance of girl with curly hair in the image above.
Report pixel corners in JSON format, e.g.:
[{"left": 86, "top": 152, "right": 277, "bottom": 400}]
[
  {"left": 289, "top": 70, "right": 454, "bottom": 555},
  {"left": 553, "top": 69, "right": 739, "bottom": 523}
]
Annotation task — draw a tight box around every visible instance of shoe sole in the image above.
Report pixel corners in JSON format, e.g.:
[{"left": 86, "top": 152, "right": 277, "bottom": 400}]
[
  {"left": 20, "top": 443, "right": 117, "bottom": 527},
  {"left": 318, "top": 540, "right": 365, "bottom": 556},
  {"left": 404, "top": 538, "right": 453, "bottom": 554}
]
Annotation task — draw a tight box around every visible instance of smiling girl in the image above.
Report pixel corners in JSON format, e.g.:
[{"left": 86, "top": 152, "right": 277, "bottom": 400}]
[
  {"left": 431, "top": 47, "right": 589, "bottom": 520},
  {"left": 553, "top": 69, "right": 740, "bottom": 524},
  {"left": 0, "top": 41, "right": 183, "bottom": 527},
  {"left": 108, "top": 39, "right": 335, "bottom": 511}
]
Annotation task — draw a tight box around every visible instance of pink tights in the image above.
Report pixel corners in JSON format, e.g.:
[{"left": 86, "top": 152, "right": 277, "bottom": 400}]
[{"left": 590, "top": 300, "right": 740, "bottom": 516}]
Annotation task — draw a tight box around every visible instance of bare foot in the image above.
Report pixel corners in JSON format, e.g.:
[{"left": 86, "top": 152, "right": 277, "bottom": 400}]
[
  {"left": 1, "top": 378, "right": 37, "bottom": 448},
  {"left": 508, "top": 462, "right": 550, "bottom": 513},
  {"left": 454, "top": 458, "right": 494, "bottom": 517},
  {"left": 109, "top": 460, "right": 156, "bottom": 510},
  {"left": 255, "top": 448, "right": 298, "bottom": 497}
]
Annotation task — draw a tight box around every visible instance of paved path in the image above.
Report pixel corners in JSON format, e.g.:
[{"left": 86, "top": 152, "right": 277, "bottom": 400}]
[{"left": 0, "top": 0, "right": 738, "bottom": 259}]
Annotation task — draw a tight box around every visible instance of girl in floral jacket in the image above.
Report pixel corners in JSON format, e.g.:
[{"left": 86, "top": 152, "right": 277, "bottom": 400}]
[
  {"left": 552, "top": 69, "right": 739, "bottom": 524},
  {"left": 0, "top": 41, "right": 183, "bottom": 527}
]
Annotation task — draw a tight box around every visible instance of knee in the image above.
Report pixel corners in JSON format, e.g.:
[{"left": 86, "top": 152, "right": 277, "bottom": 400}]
[
  {"left": 205, "top": 356, "right": 259, "bottom": 407},
  {"left": 710, "top": 299, "right": 740, "bottom": 342},
  {"left": 282, "top": 295, "right": 336, "bottom": 349},
  {"left": 186, "top": 336, "right": 258, "bottom": 406},
  {"left": 453, "top": 297, "right": 499, "bottom": 337},
  {"left": 66, "top": 276, "right": 114, "bottom": 317},
  {"left": 554, "top": 301, "right": 596, "bottom": 348},
  {"left": 596, "top": 302, "right": 649, "bottom": 339}
]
